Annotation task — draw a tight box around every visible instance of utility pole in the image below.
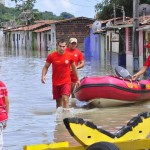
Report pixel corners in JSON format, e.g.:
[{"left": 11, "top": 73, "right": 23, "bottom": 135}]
[
  {"left": 132, "top": 0, "right": 139, "bottom": 72},
  {"left": 113, "top": 4, "right": 116, "bottom": 25},
  {"left": 121, "top": 6, "right": 125, "bottom": 22}
]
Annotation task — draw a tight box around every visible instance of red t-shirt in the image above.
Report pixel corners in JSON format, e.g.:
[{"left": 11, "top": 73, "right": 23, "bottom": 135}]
[
  {"left": 144, "top": 55, "right": 150, "bottom": 67},
  {"left": 0, "top": 81, "right": 8, "bottom": 122},
  {"left": 46, "top": 51, "right": 74, "bottom": 86},
  {"left": 65, "top": 48, "right": 84, "bottom": 82},
  {"left": 65, "top": 48, "right": 84, "bottom": 66}
]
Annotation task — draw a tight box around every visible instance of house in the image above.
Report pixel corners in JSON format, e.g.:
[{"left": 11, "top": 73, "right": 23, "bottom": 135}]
[
  {"left": 86, "top": 15, "right": 150, "bottom": 76},
  {"left": 4, "top": 22, "right": 51, "bottom": 50},
  {"left": 49, "top": 17, "right": 94, "bottom": 51},
  {"left": 0, "top": 27, "right": 4, "bottom": 45},
  {"left": 111, "top": 15, "right": 150, "bottom": 74},
  {"left": 4, "top": 17, "right": 94, "bottom": 53},
  {"left": 34, "top": 26, "right": 51, "bottom": 51},
  {"left": 86, "top": 17, "right": 130, "bottom": 70}
]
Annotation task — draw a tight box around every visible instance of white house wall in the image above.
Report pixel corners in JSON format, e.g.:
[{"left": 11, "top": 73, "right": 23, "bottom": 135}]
[
  {"left": 139, "top": 31, "right": 144, "bottom": 69},
  {"left": 126, "top": 28, "right": 133, "bottom": 73},
  {"left": 126, "top": 28, "right": 144, "bottom": 74},
  {"left": 37, "top": 33, "right": 41, "bottom": 51},
  {"left": 46, "top": 30, "right": 51, "bottom": 50},
  {"left": 51, "top": 24, "right": 56, "bottom": 50},
  {"left": 10, "top": 30, "right": 33, "bottom": 50},
  {"left": 112, "top": 32, "right": 119, "bottom": 53},
  {"left": 0, "top": 28, "right": 4, "bottom": 45},
  {"left": 106, "top": 31, "right": 119, "bottom": 53}
]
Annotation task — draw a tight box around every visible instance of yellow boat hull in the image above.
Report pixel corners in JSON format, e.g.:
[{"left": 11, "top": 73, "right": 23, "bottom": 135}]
[
  {"left": 24, "top": 138, "right": 150, "bottom": 150},
  {"left": 23, "top": 141, "right": 85, "bottom": 150},
  {"left": 24, "top": 112, "right": 150, "bottom": 150},
  {"left": 63, "top": 112, "right": 150, "bottom": 146}
]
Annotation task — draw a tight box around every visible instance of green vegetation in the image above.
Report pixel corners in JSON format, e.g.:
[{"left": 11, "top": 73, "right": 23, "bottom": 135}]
[
  {"left": 0, "top": 3, "right": 75, "bottom": 25},
  {"left": 95, "top": 0, "right": 150, "bottom": 20}
]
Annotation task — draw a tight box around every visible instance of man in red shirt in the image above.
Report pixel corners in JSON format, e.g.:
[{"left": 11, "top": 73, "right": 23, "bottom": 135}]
[
  {"left": 41, "top": 39, "right": 80, "bottom": 109},
  {"left": 66, "top": 38, "right": 84, "bottom": 97},
  {"left": 0, "top": 81, "right": 9, "bottom": 149},
  {"left": 132, "top": 42, "right": 150, "bottom": 80}
]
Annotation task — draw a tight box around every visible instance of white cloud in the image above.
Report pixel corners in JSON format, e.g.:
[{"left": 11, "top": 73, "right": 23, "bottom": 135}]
[
  {"left": 40, "top": 0, "right": 80, "bottom": 16},
  {"left": 5, "top": 0, "right": 97, "bottom": 18}
]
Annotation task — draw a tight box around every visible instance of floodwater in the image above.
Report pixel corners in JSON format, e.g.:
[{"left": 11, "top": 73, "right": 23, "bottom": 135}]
[{"left": 0, "top": 46, "right": 150, "bottom": 150}]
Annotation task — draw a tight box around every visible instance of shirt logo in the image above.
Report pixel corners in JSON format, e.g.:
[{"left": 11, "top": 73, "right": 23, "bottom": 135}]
[{"left": 65, "top": 60, "right": 69, "bottom": 64}]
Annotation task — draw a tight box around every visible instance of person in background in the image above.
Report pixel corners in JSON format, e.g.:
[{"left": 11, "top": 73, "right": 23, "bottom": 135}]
[
  {"left": 0, "top": 80, "right": 9, "bottom": 150},
  {"left": 65, "top": 38, "right": 84, "bottom": 97},
  {"left": 41, "top": 39, "right": 80, "bottom": 109},
  {"left": 132, "top": 42, "right": 150, "bottom": 80}
]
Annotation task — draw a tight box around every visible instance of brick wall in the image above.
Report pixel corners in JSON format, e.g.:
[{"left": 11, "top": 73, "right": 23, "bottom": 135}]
[{"left": 55, "top": 18, "right": 94, "bottom": 51}]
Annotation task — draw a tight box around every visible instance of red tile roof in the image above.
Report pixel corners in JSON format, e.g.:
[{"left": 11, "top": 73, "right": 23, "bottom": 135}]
[
  {"left": 34, "top": 26, "right": 51, "bottom": 32},
  {"left": 10, "top": 22, "right": 50, "bottom": 31}
]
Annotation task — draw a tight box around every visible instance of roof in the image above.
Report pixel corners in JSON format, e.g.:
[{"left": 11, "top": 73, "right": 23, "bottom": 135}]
[
  {"left": 34, "top": 20, "right": 57, "bottom": 24},
  {"left": 34, "top": 26, "right": 51, "bottom": 32},
  {"left": 87, "top": 17, "right": 131, "bottom": 28},
  {"left": 136, "top": 25, "right": 150, "bottom": 31},
  {"left": 50, "top": 17, "right": 94, "bottom": 24},
  {"left": 117, "top": 15, "right": 150, "bottom": 26},
  {"left": 9, "top": 22, "right": 50, "bottom": 31},
  {"left": 7, "top": 17, "right": 94, "bottom": 32},
  {"left": 105, "top": 15, "right": 150, "bottom": 30},
  {"left": 34, "top": 17, "right": 94, "bottom": 25}
]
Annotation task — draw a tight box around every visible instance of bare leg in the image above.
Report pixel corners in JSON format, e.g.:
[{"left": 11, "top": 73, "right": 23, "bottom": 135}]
[
  {"left": 71, "top": 82, "right": 76, "bottom": 98},
  {"left": 56, "top": 97, "right": 63, "bottom": 108},
  {"left": 62, "top": 95, "right": 69, "bottom": 108}
]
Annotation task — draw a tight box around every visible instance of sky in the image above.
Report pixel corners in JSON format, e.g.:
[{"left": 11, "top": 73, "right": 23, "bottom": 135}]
[{"left": 5, "top": 0, "right": 100, "bottom": 19}]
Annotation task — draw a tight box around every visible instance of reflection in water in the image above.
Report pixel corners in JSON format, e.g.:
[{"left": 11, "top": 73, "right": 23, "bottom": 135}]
[{"left": 0, "top": 46, "right": 150, "bottom": 150}]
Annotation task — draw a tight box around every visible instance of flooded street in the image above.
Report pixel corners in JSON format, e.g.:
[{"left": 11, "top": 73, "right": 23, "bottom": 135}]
[{"left": 0, "top": 46, "right": 150, "bottom": 150}]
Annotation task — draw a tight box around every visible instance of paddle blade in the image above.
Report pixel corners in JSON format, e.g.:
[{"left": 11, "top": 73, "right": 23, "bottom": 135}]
[{"left": 115, "top": 66, "right": 131, "bottom": 79}]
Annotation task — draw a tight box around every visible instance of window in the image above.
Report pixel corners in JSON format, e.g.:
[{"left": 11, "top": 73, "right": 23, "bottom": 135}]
[
  {"left": 52, "top": 32, "right": 54, "bottom": 43},
  {"left": 107, "top": 35, "right": 109, "bottom": 51},
  {"left": 49, "top": 34, "right": 51, "bottom": 41},
  {"left": 27, "top": 32, "right": 29, "bottom": 40},
  {"left": 13, "top": 34, "right": 15, "bottom": 41}
]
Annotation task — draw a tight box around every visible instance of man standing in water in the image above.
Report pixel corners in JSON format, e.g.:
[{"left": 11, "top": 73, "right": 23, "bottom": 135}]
[
  {"left": 132, "top": 42, "right": 150, "bottom": 80},
  {"left": 41, "top": 39, "right": 80, "bottom": 109},
  {"left": 65, "top": 38, "right": 84, "bottom": 97},
  {"left": 0, "top": 80, "right": 9, "bottom": 150}
]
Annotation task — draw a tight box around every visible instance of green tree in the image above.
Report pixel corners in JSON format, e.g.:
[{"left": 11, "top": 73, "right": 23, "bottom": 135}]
[
  {"left": 0, "top": 2, "right": 75, "bottom": 26},
  {"left": 59, "top": 12, "right": 74, "bottom": 19},
  {"left": 95, "top": 0, "right": 150, "bottom": 20}
]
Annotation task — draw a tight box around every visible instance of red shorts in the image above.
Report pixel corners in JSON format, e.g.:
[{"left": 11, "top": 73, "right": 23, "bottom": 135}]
[
  {"left": 70, "top": 72, "right": 78, "bottom": 83},
  {"left": 52, "top": 84, "right": 71, "bottom": 99}
]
